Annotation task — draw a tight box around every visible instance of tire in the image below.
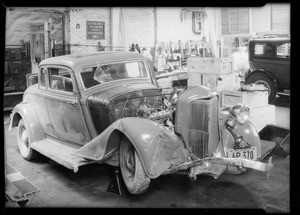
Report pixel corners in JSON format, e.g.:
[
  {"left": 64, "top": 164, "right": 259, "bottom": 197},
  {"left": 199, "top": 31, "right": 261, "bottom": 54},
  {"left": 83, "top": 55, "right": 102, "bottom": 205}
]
[
  {"left": 17, "top": 119, "right": 37, "bottom": 160},
  {"left": 119, "top": 136, "right": 150, "bottom": 195},
  {"left": 245, "top": 73, "right": 276, "bottom": 102}
]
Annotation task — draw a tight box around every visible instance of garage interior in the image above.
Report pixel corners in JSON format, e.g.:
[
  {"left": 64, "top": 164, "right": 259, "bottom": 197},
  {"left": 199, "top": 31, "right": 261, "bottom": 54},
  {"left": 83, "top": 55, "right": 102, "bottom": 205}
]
[{"left": 3, "top": 5, "right": 292, "bottom": 212}]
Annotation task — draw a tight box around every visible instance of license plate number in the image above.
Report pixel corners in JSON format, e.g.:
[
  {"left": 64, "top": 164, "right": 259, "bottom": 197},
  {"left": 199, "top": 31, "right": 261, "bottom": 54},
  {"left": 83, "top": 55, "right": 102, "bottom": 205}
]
[{"left": 225, "top": 147, "right": 257, "bottom": 160}]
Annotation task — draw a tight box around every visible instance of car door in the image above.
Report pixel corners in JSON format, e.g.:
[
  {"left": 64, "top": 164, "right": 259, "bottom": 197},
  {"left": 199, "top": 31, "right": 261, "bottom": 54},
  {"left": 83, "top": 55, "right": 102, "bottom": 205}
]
[
  {"left": 45, "top": 66, "right": 91, "bottom": 145},
  {"left": 250, "top": 41, "right": 275, "bottom": 74},
  {"left": 29, "top": 67, "right": 55, "bottom": 136},
  {"left": 274, "top": 41, "right": 290, "bottom": 90}
]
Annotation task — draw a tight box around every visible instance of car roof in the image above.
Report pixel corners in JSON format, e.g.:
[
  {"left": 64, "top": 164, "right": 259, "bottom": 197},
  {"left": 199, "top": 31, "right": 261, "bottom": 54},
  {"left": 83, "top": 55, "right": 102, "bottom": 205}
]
[{"left": 39, "top": 51, "right": 147, "bottom": 70}]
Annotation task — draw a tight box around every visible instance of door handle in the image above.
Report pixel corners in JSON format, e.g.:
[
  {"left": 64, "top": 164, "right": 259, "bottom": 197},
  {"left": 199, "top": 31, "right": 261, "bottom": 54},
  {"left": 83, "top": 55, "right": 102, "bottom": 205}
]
[{"left": 67, "top": 99, "right": 79, "bottom": 106}]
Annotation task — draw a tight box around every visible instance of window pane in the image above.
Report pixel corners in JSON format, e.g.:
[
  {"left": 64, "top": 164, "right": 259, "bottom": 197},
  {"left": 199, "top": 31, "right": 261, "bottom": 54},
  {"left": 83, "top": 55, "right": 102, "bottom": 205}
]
[
  {"left": 254, "top": 42, "right": 274, "bottom": 58},
  {"left": 276, "top": 43, "right": 290, "bottom": 58},
  {"left": 81, "top": 61, "right": 150, "bottom": 89},
  {"left": 221, "top": 8, "right": 229, "bottom": 35},
  {"left": 40, "top": 68, "right": 46, "bottom": 87},
  {"left": 229, "top": 9, "right": 239, "bottom": 34},
  {"left": 49, "top": 68, "right": 73, "bottom": 92},
  {"left": 222, "top": 8, "right": 249, "bottom": 35}
]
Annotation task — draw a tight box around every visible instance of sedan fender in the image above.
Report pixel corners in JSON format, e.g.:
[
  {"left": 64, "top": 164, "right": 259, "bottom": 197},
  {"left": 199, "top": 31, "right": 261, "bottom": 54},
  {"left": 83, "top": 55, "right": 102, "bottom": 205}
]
[
  {"left": 73, "top": 117, "right": 190, "bottom": 178},
  {"left": 9, "top": 102, "right": 45, "bottom": 143}
]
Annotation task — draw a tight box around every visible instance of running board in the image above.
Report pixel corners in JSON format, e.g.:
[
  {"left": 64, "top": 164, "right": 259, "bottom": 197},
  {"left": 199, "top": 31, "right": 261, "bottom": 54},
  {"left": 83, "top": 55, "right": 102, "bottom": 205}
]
[
  {"left": 277, "top": 92, "right": 290, "bottom": 96},
  {"left": 260, "top": 140, "right": 277, "bottom": 160},
  {"left": 30, "top": 139, "right": 96, "bottom": 172}
]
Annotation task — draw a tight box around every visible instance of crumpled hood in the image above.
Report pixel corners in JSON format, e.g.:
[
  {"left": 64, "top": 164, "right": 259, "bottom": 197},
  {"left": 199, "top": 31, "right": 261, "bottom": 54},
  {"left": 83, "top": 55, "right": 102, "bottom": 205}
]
[{"left": 87, "top": 82, "right": 160, "bottom": 106}]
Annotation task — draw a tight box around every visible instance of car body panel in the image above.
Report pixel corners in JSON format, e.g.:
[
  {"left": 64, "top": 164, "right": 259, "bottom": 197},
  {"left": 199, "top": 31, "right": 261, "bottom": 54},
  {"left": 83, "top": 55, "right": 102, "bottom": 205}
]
[
  {"left": 9, "top": 101, "right": 45, "bottom": 143},
  {"left": 73, "top": 117, "right": 190, "bottom": 179}
]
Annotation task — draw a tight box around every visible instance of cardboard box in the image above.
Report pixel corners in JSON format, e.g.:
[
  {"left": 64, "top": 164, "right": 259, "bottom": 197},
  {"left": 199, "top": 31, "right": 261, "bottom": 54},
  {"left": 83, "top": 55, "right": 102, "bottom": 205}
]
[
  {"left": 221, "top": 90, "right": 268, "bottom": 108},
  {"left": 187, "top": 57, "right": 233, "bottom": 75},
  {"left": 249, "top": 105, "right": 276, "bottom": 130}
]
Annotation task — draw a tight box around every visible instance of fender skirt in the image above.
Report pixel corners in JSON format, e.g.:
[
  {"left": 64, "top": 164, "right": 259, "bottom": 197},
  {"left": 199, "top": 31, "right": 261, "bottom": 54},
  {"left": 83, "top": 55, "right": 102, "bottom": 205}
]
[{"left": 72, "top": 117, "right": 191, "bottom": 178}]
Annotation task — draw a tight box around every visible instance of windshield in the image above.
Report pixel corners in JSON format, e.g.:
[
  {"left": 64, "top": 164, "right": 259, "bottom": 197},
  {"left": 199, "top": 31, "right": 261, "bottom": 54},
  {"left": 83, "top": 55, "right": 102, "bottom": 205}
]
[{"left": 80, "top": 61, "right": 150, "bottom": 89}]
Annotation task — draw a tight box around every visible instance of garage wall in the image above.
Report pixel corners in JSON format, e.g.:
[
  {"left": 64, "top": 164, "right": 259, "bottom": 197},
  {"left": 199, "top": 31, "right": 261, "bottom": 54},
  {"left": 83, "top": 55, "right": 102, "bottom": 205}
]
[
  {"left": 69, "top": 8, "right": 111, "bottom": 54},
  {"left": 122, "top": 7, "right": 155, "bottom": 49},
  {"left": 68, "top": 7, "right": 205, "bottom": 53},
  {"left": 156, "top": 7, "right": 203, "bottom": 42},
  {"left": 5, "top": 8, "right": 65, "bottom": 46}
]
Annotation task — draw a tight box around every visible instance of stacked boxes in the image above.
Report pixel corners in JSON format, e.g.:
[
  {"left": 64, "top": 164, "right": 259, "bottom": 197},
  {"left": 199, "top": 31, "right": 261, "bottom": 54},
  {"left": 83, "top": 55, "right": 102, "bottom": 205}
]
[
  {"left": 221, "top": 90, "right": 276, "bottom": 132},
  {"left": 187, "top": 57, "right": 241, "bottom": 91}
]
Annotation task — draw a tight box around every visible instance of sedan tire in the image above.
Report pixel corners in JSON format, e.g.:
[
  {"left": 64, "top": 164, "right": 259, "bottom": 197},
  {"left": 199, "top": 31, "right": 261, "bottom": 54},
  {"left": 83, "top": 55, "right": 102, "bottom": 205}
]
[
  {"left": 17, "top": 119, "right": 37, "bottom": 160},
  {"left": 120, "top": 136, "right": 150, "bottom": 195}
]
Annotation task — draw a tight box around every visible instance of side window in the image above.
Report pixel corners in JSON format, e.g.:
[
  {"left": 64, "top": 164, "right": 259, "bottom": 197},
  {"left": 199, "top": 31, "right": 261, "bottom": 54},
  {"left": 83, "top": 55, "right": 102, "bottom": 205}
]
[
  {"left": 39, "top": 68, "right": 47, "bottom": 88},
  {"left": 254, "top": 42, "right": 274, "bottom": 58},
  {"left": 276, "top": 42, "right": 290, "bottom": 59},
  {"left": 48, "top": 68, "right": 73, "bottom": 93}
]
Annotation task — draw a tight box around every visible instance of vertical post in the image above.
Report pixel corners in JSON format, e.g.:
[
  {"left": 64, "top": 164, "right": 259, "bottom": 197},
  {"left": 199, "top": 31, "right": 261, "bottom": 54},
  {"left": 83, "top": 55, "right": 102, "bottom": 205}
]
[
  {"left": 154, "top": 7, "right": 157, "bottom": 50},
  {"left": 62, "top": 12, "right": 66, "bottom": 55},
  {"left": 110, "top": 7, "right": 113, "bottom": 51},
  {"left": 270, "top": 4, "right": 273, "bottom": 30},
  {"left": 44, "top": 21, "right": 51, "bottom": 59}
]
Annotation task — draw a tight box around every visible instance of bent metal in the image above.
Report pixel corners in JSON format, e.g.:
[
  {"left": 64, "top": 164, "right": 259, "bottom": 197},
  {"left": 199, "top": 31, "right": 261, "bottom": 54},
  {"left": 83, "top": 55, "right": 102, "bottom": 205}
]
[{"left": 9, "top": 51, "right": 273, "bottom": 195}]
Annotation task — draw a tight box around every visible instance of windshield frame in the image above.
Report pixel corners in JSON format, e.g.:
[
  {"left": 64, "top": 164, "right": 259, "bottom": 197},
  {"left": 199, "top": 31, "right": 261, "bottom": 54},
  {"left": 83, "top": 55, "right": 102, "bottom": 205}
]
[{"left": 79, "top": 59, "right": 152, "bottom": 91}]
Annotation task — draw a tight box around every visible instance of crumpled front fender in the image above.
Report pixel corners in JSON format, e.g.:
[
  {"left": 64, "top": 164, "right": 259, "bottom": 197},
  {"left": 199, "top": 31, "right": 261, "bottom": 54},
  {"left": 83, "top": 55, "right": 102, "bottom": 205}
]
[{"left": 73, "top": 117, "right": 190, "bottom": 178}]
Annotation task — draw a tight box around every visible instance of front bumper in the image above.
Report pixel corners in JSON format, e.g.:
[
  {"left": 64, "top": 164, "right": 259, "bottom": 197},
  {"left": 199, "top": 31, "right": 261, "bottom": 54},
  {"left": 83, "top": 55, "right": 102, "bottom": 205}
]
[{"left": 163, "top": 156, "right": 274, "bottom": 180}]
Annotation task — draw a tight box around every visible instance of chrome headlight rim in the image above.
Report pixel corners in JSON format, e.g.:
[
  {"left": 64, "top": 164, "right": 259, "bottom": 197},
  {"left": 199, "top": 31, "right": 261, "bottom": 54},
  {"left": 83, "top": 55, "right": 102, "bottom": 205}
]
[{"left": 228, "top": 105, "right": 250, "bottom": 124}]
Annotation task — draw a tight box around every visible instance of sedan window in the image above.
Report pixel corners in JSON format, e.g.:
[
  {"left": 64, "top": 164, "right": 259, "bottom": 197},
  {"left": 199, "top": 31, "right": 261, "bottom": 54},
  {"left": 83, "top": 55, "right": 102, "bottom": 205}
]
[
  {"left": 253, "top": 42, "right": 274, "bottom": 59},
  {"left": 276, "top": 42, "right": 290, "bottom": 59},
  {"left": 80, "top": 61, "right": 149, "bottom": 89},
  {"left": 49, "top": 68, "right": 73, "bottom": 93}
]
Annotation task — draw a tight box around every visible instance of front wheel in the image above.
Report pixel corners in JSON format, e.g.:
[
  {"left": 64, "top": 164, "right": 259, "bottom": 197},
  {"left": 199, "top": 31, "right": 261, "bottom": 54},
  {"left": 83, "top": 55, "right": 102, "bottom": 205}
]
[
  {"left": 119, "top": 136, "right": 150, "bottom": 195},
  {"left": 245, "top": 73, "right": 276, "bottom": 102},
  {"left": 17, "top": 119, "right": 37, "bottom": 160}
]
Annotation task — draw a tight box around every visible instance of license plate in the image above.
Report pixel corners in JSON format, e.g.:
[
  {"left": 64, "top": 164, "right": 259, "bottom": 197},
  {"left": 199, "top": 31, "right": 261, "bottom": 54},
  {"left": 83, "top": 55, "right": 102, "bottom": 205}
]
[{"left": 225, "top": 147, "right": 257, "bottom": 160}]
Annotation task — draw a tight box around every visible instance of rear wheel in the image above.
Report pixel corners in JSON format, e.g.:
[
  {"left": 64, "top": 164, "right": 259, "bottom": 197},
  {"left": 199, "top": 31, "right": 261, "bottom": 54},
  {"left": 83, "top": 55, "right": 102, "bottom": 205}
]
[
  {"left": 245, "top": 73, "right": 276, "bottom": 102},
  {"left": 17, "top": 119, "right": 37, "bottom": 160},
  {"left": 119, "top": 136, "right": 150, "bottom": 195}
]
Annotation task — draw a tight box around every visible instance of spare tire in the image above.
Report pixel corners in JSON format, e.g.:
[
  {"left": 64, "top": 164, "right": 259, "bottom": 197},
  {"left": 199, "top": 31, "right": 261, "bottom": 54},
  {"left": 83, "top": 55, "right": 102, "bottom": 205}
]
[{"left": 245, "top": 73, "right": 276, "bottom": 102}]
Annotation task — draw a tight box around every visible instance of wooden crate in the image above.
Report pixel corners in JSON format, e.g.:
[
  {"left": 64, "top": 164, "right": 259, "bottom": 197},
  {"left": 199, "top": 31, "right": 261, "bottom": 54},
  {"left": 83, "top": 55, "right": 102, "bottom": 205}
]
[
  {"left": 249, "top": 105, "right": 276, "bottom": 131},
  {"left": 187, "top": 57, "right": 233, "bottom": 75},
  {"left": 221, "top": 90, "right": 268, "bottom": 108},
  {"left": 188, "top": 72, "right": 241, "bottom": 91}
]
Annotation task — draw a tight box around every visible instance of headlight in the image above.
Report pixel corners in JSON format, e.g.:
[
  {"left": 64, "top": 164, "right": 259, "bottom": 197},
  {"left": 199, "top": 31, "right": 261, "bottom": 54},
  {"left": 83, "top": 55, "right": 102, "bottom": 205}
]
[{"left": 229, "top": 105, "right": 250, "bottom": 124}]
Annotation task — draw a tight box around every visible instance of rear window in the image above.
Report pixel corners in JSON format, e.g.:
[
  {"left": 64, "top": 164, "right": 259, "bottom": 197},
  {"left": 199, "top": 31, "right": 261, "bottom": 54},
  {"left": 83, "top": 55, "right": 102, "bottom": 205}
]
[
  {"left": 80, "top": 61, "right": 150, "bottom": 89},
  {"left": 276, "top": 42, "right": 290, "bottom": 59},
  {"left": 253, "top": 42, "right": 274, "bottom": 58}
]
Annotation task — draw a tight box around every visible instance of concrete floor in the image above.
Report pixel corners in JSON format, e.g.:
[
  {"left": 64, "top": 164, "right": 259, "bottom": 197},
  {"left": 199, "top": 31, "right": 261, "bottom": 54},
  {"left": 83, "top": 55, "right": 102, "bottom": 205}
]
[{"left": 4, "top": 96, "right": 290, "bottom": 210}]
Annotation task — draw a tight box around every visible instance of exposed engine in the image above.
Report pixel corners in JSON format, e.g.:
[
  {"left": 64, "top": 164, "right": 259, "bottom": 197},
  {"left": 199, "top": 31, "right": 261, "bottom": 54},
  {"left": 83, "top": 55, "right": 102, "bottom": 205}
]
[{"left": 121, "top": 88, "right": 183, "bottom": 132}]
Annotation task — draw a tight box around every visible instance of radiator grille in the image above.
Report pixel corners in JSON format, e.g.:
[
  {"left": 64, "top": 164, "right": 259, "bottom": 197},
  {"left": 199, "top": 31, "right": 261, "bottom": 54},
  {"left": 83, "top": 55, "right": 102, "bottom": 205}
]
[{"left": 188, "top": 97, "right": 219, "bottom": 158}]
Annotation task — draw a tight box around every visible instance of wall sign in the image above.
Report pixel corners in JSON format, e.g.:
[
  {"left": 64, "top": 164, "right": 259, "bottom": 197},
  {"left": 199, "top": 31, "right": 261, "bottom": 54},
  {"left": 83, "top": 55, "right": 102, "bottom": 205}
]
[
  {"left": 86, "top": 21, "right": 105, "bottom": 40},
  {"left": 30, "top": 23, "right": 44, "bottom": 33}
]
